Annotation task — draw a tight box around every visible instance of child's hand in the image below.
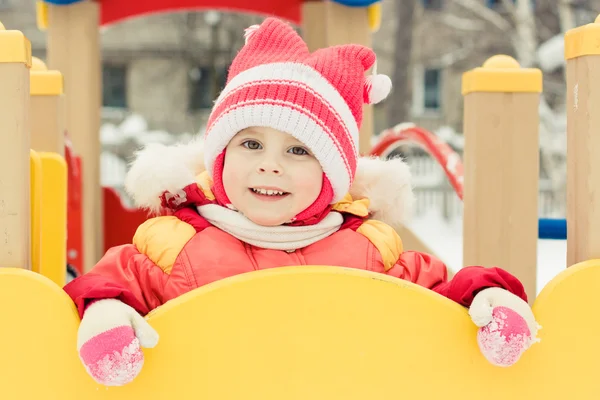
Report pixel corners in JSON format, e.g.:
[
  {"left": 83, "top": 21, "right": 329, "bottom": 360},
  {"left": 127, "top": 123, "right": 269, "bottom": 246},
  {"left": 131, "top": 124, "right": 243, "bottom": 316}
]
[
  {"left": 468, "top": 287, "right": 540, "bottom": 367},
  {"left": 77, "top": 299, "right": 159, "bottom": 386}
]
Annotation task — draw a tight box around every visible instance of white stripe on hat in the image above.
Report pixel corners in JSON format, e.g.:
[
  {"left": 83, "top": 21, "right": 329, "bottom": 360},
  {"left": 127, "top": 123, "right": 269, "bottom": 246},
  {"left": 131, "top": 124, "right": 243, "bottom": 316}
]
[
  {"left": 207, "top": 98, "right": 354, "bottom": 176},
  {"left": 214, "top": 62, "right": 359, "bottom": 153},
  {"left": 204, "top": 101, "right": 352, "bottom": 203}
]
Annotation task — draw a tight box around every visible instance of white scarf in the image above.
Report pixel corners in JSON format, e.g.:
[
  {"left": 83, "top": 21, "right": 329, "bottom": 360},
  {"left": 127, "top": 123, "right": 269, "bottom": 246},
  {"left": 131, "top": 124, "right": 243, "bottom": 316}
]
[{"left": 197, "top": 204, "right": 344, "bottom": 251}]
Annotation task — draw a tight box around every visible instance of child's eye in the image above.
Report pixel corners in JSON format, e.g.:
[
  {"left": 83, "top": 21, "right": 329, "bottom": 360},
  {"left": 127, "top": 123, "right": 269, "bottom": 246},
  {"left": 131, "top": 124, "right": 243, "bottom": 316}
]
[
  {"left": 242, "top": 140, "right": 262, "bottom": 150},
  {"left": 289, "top": 146, "right": 309, "bottom": 156}
]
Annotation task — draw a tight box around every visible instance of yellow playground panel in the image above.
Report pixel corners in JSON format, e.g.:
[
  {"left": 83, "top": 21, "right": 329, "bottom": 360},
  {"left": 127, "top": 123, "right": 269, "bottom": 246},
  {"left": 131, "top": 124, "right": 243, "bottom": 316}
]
[{"left": 1, "top": 263, "right": 600, "bottom": 399}]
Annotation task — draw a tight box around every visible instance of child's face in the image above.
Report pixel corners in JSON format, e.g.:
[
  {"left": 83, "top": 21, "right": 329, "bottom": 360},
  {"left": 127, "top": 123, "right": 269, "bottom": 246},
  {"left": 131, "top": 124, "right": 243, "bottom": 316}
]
[{"left": 222, "top": 126, "right": 323, "bottom": 226}]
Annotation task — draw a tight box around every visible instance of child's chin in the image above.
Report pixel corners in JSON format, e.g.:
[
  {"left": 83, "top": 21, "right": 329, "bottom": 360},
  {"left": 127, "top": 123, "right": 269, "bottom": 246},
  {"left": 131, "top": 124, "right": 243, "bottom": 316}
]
[{"left": 246, "top": 213, "right": 290, "bottom": 227}]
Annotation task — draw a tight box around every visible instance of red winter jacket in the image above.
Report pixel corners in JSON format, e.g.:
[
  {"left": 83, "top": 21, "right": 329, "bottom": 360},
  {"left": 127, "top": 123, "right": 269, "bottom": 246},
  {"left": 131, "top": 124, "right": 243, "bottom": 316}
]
[{"left": 63, "top": 180, "right": 527, "bottom": 318}]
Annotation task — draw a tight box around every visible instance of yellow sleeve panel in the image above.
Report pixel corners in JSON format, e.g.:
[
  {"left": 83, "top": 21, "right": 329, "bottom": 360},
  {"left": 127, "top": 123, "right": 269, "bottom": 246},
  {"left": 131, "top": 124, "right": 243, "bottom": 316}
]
[
  {"left": 332, "top": 193, "right": 370, "bottom": 217},
  {"left": 356, "top": 220, "right": 403, "bottom": 272},
  {"left": 133, "top": 216, "right": 196, "bottom": 274},
  {"left": 196, "top": 171, "right": 216, "bottom": 201}
]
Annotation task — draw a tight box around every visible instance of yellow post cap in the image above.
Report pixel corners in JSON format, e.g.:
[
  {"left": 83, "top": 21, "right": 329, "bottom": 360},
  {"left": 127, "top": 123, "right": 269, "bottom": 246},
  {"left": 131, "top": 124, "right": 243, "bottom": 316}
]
[
  {"left": 36, "top": 1, "right": 49, "bottom": 31},
  {"left": 461, "top": 55, "right": 542, "bottom": 95},
  {"left": 31, "top": 57, "right": 46, "bottom": 71},
  {"left": 30, "top": 56, "right": 63, "bottom": 96},
  {"left": 565, "top": 14, "right": 600, "bottom": 60},
  {"left": 367, "top": 3, "right": 381, "bottom": 33},
  {"left": 0, "top": 21, "right": 32, "bottom": 67}
]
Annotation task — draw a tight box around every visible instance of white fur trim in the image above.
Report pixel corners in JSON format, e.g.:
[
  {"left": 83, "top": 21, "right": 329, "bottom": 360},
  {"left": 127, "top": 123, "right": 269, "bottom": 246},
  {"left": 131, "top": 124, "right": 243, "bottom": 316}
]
[
  {"left": 349, "top": 156, "right": 415, "bottom": 229},
  {"left": 125, "top": 137, "right": 206, "bottom": 213},
  {"left": 204, "top": 102, "right": 353, "bottom": 203},
  {"left": 214, "top": 62, "right": 359, "bottom": 149}
]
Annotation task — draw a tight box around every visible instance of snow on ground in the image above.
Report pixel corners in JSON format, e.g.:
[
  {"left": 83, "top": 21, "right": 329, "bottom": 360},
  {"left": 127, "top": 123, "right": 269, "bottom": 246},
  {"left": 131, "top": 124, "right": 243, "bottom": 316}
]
[{"left": 406, "top": 209, "right": 568, "bottom": 295}]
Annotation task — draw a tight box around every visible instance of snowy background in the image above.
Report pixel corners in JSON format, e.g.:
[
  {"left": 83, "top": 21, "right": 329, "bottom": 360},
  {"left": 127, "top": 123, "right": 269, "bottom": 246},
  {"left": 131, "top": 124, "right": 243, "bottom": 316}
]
[{"left": 100, "top": 114, "right": 568, "bottom": 295}]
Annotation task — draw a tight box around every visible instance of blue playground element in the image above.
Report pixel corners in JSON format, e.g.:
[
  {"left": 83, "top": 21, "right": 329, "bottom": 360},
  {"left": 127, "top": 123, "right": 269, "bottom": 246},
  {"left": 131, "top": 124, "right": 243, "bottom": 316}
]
[
  {"left": 539, "top": 218, "right": 566, "bottom": 240},
  {"left": 41, "top": 0, "right": 83, "bottom": 5},
  {"left": 332, "top": 0, "right": 381, "bottom": 6}
]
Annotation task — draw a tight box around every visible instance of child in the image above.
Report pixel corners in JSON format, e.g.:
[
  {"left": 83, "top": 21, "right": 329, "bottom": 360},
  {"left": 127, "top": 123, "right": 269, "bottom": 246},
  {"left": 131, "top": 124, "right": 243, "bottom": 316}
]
[{"left": 64, "top": 18, "right": 539, "bottom": 387}]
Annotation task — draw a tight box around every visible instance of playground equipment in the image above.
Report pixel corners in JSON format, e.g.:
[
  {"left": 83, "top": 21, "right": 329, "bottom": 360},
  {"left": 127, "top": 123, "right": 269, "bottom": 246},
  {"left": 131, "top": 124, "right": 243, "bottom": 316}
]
[
  {"left": 0, "top": 25, "right": 67, "bottom": 285},
  {"left": 370, "top": 124, "right": 465, "bottom": 199},
  {"left": 3, "top": 2, "right": 600, "bottom": 399},
  {"left": 5, "top": 261, "right": 600, "bottom": 399},
  {"left": 462, "top": 55, "right": 541, "bottom": 300},
  {"left": 538, "top": 218, "right": 567, "bottom": 239}
]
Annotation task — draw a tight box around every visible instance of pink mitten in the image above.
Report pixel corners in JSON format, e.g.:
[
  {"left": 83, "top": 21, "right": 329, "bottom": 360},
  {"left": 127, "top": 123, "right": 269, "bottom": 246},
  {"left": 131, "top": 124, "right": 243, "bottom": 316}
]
[
  {"left": 469, "top": 287, "right": 540, "bottom": 367},
  {"left": 77, "top": 299, "right": 159, "bottom": 386}
]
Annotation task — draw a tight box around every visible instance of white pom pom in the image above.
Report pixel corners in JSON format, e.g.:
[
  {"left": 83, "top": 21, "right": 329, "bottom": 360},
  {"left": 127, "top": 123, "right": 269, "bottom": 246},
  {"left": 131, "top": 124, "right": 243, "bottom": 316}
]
[
  {"left": 244, "top": 25, "right": 260, "bottom": 44},
  {"left": 364, "top": 74, "right": 392, "bottom": 104}
]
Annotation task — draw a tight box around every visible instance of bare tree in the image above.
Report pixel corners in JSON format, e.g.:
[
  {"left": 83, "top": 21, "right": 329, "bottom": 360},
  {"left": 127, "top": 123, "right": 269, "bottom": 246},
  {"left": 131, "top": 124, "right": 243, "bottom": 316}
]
[{"left": 387, "top": 0, "right": 417, "bottom": 127}]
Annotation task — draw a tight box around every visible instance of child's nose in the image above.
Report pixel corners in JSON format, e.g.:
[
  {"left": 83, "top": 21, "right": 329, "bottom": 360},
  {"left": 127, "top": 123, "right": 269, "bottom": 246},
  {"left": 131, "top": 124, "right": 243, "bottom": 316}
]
[
  {"left": 257, "top": 158, "right": 282, "bottom": 175},
  {"left": 258, "top": 165, "right": 281, "bottom": 175}
]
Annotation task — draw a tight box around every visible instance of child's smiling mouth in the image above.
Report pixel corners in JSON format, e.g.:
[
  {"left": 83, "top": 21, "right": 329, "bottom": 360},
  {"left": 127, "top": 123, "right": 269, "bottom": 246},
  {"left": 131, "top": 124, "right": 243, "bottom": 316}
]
[{"left": 249, "top": 187, "right": 290, "bottom": 199}]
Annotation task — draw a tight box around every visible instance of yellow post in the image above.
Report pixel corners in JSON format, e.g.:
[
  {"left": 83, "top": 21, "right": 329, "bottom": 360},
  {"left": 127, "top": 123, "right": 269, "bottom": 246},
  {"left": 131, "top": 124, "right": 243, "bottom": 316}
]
[
  {"left": 462, "top": 55, "right": 542, "bottom": 301},
  {"left": 30, "top": 150, "right": 42, "bottom": 274},
  {"left": 30, "top": 57, "right": 65, "bottom": 156},
  {"left": 301, "top": 1, "right": 374, "bottom": 154},
  {"left": 38, "top": 153, "right": 67, "bottom": 286},
  {"left": 46, "top": 1, "right": 102, "bottom": 272},
  {"left": 0, "top": 22, "right": 32, "bottom": 269},
  {"left": 564, "top": 15, "right": 600, "bottom": 266}
]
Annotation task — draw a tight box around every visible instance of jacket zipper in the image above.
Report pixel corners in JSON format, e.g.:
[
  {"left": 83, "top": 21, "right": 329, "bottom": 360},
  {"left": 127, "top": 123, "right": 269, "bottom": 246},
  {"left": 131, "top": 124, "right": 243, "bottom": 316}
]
[
  {"left": 288, "top": 248, "right": 306, "bottom": 265},
  {"left": 246, "top": 245, "right": 307, "bottom": 267},
  {"left": 244, "top": 243, "right": 260, "bottom": 270}
]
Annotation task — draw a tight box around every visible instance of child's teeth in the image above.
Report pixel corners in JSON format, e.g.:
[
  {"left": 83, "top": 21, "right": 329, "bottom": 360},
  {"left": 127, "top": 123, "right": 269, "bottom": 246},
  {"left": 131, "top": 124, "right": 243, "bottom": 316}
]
[{"left": 253, "top": 188, "right": 285, "bottom": 196}]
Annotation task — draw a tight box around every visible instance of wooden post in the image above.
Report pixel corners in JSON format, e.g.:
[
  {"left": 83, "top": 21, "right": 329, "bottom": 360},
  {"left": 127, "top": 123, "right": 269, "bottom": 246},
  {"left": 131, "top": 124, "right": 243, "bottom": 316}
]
[
  {"left": 565, "top": 15, "right": 600, "bottom": 266},
  {"left": 30, "top": 57, "right": 67, "bottom": 285},
  {"left": 0, "top": 22, "right": 32, "bottom": 269},
  {"left": 462, "top": 55, "right": 542, "bottom": 301},
  {"left": 46, "top": 1, "right": 102, "bottom": 272},
  {"left": 30, "top": 57, "right": 65, "bottom": 156},
  {"left": 301, "top": 0, "right": 373, "bottom": 154}
]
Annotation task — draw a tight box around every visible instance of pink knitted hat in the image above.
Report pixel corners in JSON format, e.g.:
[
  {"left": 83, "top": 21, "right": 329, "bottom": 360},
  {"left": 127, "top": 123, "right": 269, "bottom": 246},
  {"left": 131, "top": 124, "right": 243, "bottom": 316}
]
[{"left": 203, "top": 17, "right": 391, "bottom": 222}]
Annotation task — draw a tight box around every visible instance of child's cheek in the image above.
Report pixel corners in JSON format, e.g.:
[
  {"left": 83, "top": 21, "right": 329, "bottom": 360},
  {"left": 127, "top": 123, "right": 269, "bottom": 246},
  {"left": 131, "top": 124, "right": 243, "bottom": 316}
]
[
  {"left": 293, "top": 175, "right": 322, "bottom": 199},
  {"left": 222, "top": 166, "right": 243, "bottom": 199}
]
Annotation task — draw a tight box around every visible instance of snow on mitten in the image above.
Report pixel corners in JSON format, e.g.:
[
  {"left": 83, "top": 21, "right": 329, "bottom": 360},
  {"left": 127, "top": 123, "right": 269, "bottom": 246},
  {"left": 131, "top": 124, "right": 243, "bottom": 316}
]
[
  {"left": 469, "top": 287, "right": 540, "bottom": 367},
  {"left": 77, "top": 299, "right": 159, "bottom": 386}
]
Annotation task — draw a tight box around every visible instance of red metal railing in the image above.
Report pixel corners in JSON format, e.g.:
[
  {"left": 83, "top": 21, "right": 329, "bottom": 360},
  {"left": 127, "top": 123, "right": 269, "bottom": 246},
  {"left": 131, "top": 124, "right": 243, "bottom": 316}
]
[{"left": 369, "top": 123, "right": 464, "bottom": 200}]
